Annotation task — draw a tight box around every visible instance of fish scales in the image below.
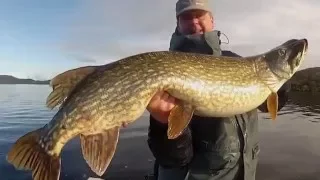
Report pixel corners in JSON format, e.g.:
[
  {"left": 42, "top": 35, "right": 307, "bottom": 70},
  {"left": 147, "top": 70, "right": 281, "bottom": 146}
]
[
  {"left": 52, "top": 52, "right": 252, "bottom": 146},
  {"left": 6, "top": 39, "right": 308, "bottom": 180},
  {"left": 42, "top": 52, "right": 266, "bottom": 153}
]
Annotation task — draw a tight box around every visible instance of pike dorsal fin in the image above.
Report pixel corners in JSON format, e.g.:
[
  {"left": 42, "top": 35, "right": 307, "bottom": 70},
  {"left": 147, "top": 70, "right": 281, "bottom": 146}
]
[{"left": 46, "top": 66, "right": 98, "bottom": 109}]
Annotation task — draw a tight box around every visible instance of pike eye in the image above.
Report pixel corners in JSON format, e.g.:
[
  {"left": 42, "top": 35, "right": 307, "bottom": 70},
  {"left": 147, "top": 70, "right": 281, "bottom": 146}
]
[{"left": 279, "top": 49, "right": 286, "bottom": 57}]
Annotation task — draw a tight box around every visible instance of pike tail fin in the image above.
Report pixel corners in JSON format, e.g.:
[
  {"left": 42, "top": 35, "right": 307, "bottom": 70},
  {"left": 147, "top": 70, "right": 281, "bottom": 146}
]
[{"left": 6, "top": 128, "right": 61, "bottom": 180}]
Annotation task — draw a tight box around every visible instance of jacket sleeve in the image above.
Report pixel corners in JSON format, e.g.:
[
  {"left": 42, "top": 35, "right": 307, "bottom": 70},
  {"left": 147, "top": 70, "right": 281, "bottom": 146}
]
[
  {"left": 147, "top": 114, "right": 193, "bottom": 168},
  {"left": 146, "top": 50, "right": 244, "bottom": 168},
  {"left": 147, "top": 35, "right": 195, "bottom": 168}
]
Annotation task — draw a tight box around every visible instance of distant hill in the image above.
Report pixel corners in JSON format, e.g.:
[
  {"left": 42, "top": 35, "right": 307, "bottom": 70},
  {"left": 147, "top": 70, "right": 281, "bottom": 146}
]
[
  {"left": 289, "top": 67, "right": 320, "bottom": 92},
  {"left": 0, "top": 67, "right": 319, "bottom": 90},
  {"left": 0, "top": 75, "right": 50, "bottom": 85}
]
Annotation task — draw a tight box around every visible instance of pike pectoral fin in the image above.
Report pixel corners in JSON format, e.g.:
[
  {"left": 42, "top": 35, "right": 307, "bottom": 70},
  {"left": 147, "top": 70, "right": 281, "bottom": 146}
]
[
  {"left": 80, "top": 126, "right": 120, "bottom": 176},
  {"left": 46, "top": 66, "right": 97, "bottom": 109},
  {"left": 267, "top": 92, "right": 279, "bottom": 120},
  {"left": 167, "top": 101, "right": 194, "bottom": 139}
]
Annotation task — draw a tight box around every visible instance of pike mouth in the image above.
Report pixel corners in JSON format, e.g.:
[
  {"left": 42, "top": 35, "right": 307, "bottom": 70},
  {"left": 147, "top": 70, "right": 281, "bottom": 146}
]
[
  {"left": 266, "top": 38, "right": 308, "bottom": 80},
  {"left": 302, "top": 38, "right": 308, "bottom": 52},
  {"left": 290, "top": 38, "right": 308, "bottom": 73}
]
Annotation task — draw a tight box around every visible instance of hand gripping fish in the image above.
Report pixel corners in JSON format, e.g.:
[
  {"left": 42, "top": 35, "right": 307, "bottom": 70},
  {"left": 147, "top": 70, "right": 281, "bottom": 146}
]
[{"left": 6, "top": 38, "right": 308, "bottom": 180}]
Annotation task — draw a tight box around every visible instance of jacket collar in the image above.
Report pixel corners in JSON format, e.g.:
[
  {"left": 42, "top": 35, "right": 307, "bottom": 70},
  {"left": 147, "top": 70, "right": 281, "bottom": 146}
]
[{"left": 169, "top": 28, "right": 222, "bottom": 56}]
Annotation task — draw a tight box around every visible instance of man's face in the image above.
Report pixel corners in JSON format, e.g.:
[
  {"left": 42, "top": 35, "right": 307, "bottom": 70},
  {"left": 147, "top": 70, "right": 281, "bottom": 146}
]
[{"left": 177, "top": 10, "right": 214, "bottom": 35}]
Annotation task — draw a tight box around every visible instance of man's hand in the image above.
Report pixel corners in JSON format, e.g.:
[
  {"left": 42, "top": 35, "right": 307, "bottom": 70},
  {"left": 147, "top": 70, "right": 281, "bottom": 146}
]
[{"left": 146, "top": 91, "right": 177, "bottom": 124}]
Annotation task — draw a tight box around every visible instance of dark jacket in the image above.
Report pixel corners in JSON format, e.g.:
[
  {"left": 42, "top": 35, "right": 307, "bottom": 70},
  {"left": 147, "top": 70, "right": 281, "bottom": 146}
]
[{"left": 147, "top": 30, "right": 290, "bottom": 180}]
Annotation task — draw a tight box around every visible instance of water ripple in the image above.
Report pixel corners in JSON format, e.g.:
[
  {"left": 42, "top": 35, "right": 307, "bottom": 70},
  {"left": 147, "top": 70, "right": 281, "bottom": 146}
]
[
  {"left": 260, "top": 92, "right": 320, "bottom": 123},
  {"left": 0, "top": 85, "right": 319, "bottom": 180}
]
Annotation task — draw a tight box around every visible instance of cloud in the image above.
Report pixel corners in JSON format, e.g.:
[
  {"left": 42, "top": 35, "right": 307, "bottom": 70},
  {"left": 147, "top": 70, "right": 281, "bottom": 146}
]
[
  {"left": 215, "top": 0, "right": 320, "bottom": 69},
  {"left": 59, "top": 0, "right": 320, "bottom": 69},
  {"left": 58, "top": 0, "right": 177, "bottom": 63}
]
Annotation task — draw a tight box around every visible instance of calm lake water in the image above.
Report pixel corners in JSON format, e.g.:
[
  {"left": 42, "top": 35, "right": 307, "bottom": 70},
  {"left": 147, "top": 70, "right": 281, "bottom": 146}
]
[{"left": 0, "top": 85, "right": 319, "bottom": 180}]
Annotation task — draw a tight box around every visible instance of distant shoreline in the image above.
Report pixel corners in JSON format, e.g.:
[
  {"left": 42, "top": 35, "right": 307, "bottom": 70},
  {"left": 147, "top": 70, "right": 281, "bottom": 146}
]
[
  {"left": 0, "top": 75, "right": 49, "bottom": 85},
  {"left": 289, "top": 67, "right": 320, "bottom": 92},
  {"left": 1, "top": 67, "right": 319, "bottom": 91},
  {"left": 0, "top": 83, "right": 49, "bottom": 85}
]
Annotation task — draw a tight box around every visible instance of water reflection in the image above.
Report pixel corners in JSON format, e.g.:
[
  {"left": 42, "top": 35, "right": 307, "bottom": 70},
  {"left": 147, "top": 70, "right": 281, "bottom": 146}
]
[
  {"left": 1, "top": 86, "right": 320, "bottom": 180},
  {"left": 288, "top": 92, "right": 320, "bottom": 121},
  {"left": 261, "top": 92, "right": 320, "bottom": 122}
]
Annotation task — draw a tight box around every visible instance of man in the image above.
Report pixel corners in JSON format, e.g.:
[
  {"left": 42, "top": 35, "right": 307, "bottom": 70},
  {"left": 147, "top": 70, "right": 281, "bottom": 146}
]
[{"left": 146, "top": 0, "right": 290, "bottom": 180}]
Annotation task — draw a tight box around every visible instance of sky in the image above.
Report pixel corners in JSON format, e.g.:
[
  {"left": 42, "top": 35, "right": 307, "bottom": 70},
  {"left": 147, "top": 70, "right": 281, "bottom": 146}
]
[{"left": 0, "top": 0, "right": 319, "bottom": 80}]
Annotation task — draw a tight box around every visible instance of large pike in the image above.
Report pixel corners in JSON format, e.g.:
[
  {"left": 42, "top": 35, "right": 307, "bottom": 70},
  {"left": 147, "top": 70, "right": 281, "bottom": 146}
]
[{"left": 7, "top": 38, "right": 308, "bottom": 180}]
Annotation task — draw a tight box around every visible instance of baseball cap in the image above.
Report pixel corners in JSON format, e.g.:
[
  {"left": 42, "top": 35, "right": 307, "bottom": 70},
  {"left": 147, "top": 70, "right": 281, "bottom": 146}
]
[{"left": 176, "top": 0, "right": 212, "bottom": 17}]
